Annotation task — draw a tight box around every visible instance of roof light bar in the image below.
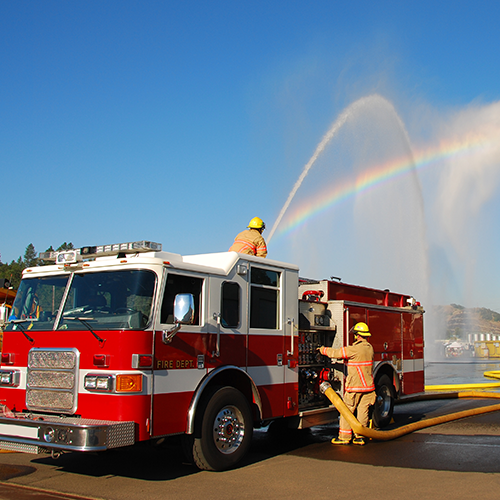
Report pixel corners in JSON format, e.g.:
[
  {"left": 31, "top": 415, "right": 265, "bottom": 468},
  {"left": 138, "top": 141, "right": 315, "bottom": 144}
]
[
  {"left": 39, "top": 240, "right": 162, "bottom": 262},
  {"left": 57, "top": 250, "right": 80, "bottom": 265}
]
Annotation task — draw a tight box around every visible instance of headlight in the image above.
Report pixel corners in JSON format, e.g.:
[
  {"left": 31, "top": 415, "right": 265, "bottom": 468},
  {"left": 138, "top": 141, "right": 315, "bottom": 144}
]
[
  {"left": 84, "top": 374, "right": 113, "bottom": 392},
  {"left": 0, "top": 370, "right": 20, "bottom": 387}
]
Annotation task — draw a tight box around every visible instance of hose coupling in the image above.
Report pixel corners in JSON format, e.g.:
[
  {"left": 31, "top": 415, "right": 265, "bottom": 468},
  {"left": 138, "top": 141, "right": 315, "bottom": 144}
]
[{"left": 319, "top": 381, "right": 332, "bottom": 394}]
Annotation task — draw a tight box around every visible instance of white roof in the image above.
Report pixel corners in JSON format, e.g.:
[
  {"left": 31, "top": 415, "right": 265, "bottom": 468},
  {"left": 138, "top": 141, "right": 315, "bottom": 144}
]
[{"left": 24, "top": 250, "right": 299, "bottom": 278}]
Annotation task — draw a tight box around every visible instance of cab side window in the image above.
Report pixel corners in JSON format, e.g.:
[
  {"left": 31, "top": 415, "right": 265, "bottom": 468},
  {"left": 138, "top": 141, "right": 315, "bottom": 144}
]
[
  {"left": 250, "top": 267, "right": 280, "bottom": 329},
  {"left": 161, "top": 274, "right": 203, "bottom": 325},
  {"left": 221, "top": 281, "right": 240, "bottom": 328}
]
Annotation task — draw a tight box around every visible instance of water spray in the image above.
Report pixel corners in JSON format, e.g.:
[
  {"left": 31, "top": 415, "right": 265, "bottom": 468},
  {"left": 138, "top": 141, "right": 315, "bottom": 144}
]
[{"left": 267, "top": 94, "right": 421, "bottom": 242}]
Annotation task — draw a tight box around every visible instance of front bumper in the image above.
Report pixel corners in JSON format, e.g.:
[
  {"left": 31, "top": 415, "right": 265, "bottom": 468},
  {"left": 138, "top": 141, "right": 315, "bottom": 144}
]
[{"left": 0, "top": 414, "right": 135, "bottom": 454}]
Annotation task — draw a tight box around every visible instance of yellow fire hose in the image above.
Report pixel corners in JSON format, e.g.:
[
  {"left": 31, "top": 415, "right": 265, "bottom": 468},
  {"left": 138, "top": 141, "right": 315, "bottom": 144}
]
[
  {"left": 425, "top": 370, "right": 500, "bottom": 391},
  {"left": 319, "top": 381, "right": 500, "bottom": 441}
]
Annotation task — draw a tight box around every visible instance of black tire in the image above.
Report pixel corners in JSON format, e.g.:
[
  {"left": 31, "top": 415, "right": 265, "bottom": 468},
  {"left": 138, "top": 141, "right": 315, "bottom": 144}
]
[
  {"left": 192, "top": 386, "right": 253, "bottom": 471},
  {"left": 372, "top": 374, "right": 395, "bottom": 428},
  {"left": 180, "top": 433, "right": 195, "bottom": 464}
]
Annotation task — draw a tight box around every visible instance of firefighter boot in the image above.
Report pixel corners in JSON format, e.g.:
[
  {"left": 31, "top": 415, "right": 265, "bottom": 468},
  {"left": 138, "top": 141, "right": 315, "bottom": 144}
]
[
  {"left": 331, "top": 437, "right": 350, "bottom": 445},
  {"left": 352, "top": 437, "right": 366, "bottom": 446}
]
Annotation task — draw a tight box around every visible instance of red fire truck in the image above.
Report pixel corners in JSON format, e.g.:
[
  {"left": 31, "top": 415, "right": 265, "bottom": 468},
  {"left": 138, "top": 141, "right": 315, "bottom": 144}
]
[{"left": 0, "top": 241, "right": 424, "bottom": 470}]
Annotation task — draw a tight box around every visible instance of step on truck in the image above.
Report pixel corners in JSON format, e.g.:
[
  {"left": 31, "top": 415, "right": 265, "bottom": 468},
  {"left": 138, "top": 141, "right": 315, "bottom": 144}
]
[{"left": 0, "top": 241, "right": 424, "bottom": 470}]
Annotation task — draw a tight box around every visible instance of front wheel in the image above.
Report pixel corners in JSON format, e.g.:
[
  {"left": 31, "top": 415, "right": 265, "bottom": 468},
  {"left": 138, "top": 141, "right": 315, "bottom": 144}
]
[
  {"left": 372, "top": 374, "right": 395, "bottom": 428},
  {"left": 192, "top": 386, "right": 253, "bottom": 471}
]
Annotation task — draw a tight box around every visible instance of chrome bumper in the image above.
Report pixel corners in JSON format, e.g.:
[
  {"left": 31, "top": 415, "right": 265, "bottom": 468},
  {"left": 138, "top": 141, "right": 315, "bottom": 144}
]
[{"left": 0, "top": 414, "right": 135, "bottom": 454}]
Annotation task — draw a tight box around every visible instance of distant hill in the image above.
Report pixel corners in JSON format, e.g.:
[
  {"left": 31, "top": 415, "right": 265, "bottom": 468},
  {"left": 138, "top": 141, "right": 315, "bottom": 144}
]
[{"left": 433, "top": 304, "right": 500, "bottom": 339}]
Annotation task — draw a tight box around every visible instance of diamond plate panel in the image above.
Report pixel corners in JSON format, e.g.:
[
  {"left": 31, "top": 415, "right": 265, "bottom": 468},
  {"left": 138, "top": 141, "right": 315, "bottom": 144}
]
[
  {"left": 0, "top": 441, "right": 47, "bottom": 454},
  {"left": 107, "top": 421, "right": 135, "bottom": 449}
]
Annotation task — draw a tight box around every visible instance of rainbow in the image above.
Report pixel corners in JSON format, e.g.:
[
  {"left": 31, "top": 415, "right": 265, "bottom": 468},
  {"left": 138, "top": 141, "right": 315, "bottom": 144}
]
[{"left": 273, "top": 133, "right": 493, "bottom": 240}]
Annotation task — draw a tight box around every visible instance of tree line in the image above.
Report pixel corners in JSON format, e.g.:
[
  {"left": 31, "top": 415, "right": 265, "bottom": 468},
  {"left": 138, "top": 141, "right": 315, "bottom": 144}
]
[{"left": 0, "top": 243, "right": 74, "bottom": 289}]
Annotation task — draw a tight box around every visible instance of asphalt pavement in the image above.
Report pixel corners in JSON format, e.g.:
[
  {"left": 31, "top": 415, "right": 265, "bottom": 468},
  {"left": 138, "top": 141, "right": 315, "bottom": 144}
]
[{"left": 1, "top": 397, "right": 500, "bottom": 500}]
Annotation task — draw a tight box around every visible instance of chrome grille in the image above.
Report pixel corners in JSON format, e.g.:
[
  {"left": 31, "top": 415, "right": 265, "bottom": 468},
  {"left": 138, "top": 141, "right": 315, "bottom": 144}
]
[
  {"left": 26, "top": 348, "right": 79, "bottom": 414},
  {"left": 26, "top": 389, "right": 75, "bottom": 410},
  {"left": 28, "top": 370, "right": 75, "bottom": 389},
  {"left": 29, "top": 350, "right": 76, "bottom": 369}
]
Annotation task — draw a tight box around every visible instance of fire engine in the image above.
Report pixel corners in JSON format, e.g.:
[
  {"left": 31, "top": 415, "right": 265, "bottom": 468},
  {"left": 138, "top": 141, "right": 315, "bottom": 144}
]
[{"left": 0, "top": 241, "right": 424, "bottom": 470}]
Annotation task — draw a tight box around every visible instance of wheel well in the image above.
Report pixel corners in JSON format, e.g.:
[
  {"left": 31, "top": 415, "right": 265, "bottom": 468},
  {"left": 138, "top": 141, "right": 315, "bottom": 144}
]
[
  {"left": 186, "top": 366, "right": 261, "bottom": 434},
  {"left": 374, "top": 363, "right": 399, "bottom": 396}
]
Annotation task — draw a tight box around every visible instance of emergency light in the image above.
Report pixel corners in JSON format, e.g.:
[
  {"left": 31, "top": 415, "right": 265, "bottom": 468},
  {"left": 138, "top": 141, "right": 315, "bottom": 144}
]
[
  {"left": 56, "top": 250, "right": 80, "bottom": 265},
  {"left": 39, "top": 240, "right": 162, "bottom": 262}
]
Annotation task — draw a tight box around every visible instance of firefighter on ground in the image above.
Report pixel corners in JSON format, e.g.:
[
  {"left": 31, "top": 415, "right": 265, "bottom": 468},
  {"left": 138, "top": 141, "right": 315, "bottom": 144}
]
[
  {"left": 318, "top": 322, "right": 376, "bottom": 445},
  {"left": 229, "top": 217, "right": 267, "bottom": 258}
]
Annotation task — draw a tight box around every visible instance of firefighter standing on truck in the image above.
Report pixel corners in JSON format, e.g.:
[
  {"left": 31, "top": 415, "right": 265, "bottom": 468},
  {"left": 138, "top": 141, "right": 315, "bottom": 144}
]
[
  {"left": 229, "top": 217, "right": 267, "bottom": 258},
  {"left": 318, "top": 322, "right": 376, "bottom": 445}
]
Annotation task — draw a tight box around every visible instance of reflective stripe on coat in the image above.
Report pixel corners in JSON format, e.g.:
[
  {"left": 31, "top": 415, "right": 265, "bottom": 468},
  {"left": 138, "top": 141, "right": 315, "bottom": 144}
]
[
  {"left": 229, "top": 228, "right": 267, "bottom": 258},
  {"left": 321, "top": 339, "right": 375, "bottom": 392}
]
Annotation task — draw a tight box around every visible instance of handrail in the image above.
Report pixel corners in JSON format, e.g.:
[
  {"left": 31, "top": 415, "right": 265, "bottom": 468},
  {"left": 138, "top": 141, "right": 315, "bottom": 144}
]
[
  {"left": 287, "top": 317, "right": 294, "bottom": 356},
  {"left": 212, "top": 313, "right": 221, "bottom": 358}
]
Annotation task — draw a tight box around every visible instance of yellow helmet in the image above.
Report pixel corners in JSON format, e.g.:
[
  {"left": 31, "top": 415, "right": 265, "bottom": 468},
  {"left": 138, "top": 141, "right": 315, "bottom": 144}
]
[
  {"left": 248, "top": 217, "right": 265, "bottom": 230},
  {"left": 353, "top": 322, "right": 371, "bottom": 336}
]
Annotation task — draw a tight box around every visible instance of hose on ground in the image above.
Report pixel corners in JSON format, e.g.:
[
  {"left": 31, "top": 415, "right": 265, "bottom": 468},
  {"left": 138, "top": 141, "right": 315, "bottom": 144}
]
[
  {"left": 319, "top": 381, "right": 500, "bottom": 441},
  {"left": 425, "top": 369, "right": 500, "bottom": 391}
]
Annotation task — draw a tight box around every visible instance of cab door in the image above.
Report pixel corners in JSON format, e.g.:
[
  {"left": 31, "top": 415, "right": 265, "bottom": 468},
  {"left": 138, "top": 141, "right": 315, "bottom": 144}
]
[
  {"left": 207, "top": 274, "right": 248, "bottom": 369},
  {"left": 151, "top": 270, "right": 208, "bottom": 436},
  {"left": 246, "top": 265, "right": 298, "bottom": 419}
]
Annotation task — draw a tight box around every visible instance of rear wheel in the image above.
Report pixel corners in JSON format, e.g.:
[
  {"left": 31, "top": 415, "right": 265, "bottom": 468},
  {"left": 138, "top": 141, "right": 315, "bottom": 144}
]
[
  {"left": 372, "top": 374, "right": 395, "bottom": 428},
  {"left": 192, "top": 386, "right": 253, "bottom": 471}
]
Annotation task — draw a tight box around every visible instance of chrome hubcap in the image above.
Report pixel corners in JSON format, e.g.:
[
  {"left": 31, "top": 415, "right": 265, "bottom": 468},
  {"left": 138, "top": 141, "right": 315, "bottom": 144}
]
[{"left": 213, "top": 405, "right": 245, "bottom": 454}]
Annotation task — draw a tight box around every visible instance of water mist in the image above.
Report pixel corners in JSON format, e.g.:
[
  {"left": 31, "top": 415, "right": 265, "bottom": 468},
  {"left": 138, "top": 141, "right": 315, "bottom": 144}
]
[{"left": 270, "top": 94, "right": 433, "bottom": 357}]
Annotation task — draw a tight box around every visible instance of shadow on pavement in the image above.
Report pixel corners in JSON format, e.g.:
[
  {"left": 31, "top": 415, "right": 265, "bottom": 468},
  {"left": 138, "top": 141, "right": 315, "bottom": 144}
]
[
  {"left": 21, "top": 399, "right": 500, "bottom": 478},
  {"left": 0, "top": 464, "right": 36, "bottom": 481},
  {"left": 27, "top": 424, "right": 333, "bottom": 481}
]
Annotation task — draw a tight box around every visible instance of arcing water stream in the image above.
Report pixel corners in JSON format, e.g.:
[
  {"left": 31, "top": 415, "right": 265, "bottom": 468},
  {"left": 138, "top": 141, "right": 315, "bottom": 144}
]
[
  {"left": 268, "top": 94, "right": 429, "bottom": 305},
  {"left": 267, "top": 94, "right": 424, "bottom": 243}
]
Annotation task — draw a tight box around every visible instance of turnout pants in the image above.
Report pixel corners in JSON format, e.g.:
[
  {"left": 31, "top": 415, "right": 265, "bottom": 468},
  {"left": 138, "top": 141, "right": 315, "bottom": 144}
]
[{"left": 338, "top": 390, "right": 376, "bottom": 441}]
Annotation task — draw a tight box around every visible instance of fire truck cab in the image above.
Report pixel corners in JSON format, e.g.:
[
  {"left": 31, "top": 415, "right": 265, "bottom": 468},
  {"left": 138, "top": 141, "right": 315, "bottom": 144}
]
[{"left": 0, "top": 241, "right": 424, "bottom": 470}]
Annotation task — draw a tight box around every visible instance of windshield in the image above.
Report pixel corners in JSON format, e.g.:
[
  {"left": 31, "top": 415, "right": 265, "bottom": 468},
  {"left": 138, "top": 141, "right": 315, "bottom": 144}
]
[
  {"left": 6, "top": 269, "right": 156, "bottom": 332},
  {"left": 60, "top": 269, "right": 156, "bottom": 330},
  {"left": 6, "top": 275, "right": 70, "bottom": 331}
]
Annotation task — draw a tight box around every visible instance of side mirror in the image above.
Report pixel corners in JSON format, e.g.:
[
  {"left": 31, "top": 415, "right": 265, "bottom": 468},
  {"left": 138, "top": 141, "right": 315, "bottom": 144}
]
[
  {"left": 0, "top": 305, "right": 8, "bottom": 326},
  {"left": 173, "top": 293, "right": 195, "bottom": 325},
  {"left": 162, "top": 293, "right": 195, "bottom": 344}
]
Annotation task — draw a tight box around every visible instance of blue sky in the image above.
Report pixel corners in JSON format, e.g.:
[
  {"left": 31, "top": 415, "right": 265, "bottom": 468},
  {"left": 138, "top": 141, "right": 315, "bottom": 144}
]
[{"left": 2, "top": 1, "right": 500, "bottom": 313}]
